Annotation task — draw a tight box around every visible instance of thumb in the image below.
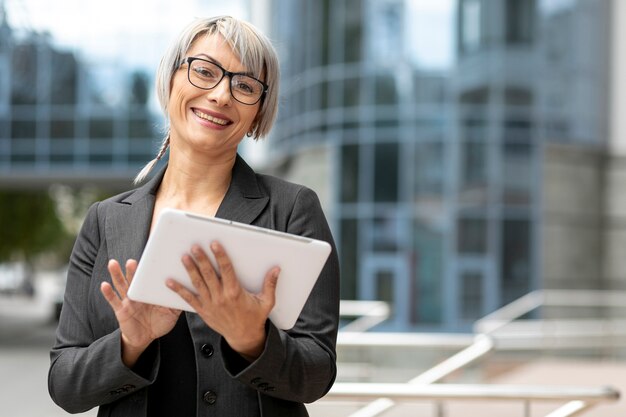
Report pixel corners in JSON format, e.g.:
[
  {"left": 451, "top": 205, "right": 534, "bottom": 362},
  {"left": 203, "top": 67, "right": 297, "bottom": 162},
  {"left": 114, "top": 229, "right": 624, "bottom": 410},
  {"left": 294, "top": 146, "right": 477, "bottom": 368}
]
[{"left": 260, "top": 267, "right": 280, "bottom": 308}]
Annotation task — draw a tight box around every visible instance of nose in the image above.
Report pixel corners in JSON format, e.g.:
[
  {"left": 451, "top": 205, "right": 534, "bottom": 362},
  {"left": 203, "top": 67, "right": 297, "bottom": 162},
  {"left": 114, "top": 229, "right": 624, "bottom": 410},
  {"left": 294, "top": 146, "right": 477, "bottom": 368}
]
[{"left": 206, "top": 76, "right": 232, "bottom": 106}]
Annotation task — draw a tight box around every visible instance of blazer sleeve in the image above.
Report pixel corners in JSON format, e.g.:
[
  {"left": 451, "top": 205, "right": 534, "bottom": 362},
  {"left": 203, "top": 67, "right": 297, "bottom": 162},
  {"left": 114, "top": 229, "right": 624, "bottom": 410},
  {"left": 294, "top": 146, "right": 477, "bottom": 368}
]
[
  {"left": 48, "top": 202, "right": 158, "bottom": 414},
  {"left": 221, "top": 186, "right": 340, "bottom": 403}
]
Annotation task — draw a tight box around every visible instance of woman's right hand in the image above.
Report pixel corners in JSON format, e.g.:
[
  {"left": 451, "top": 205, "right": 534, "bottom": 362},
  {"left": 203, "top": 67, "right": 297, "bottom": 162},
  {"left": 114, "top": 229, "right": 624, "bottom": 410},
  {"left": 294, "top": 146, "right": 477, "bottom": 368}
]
[{"left": 100, "top": 259, "right": 181, "bottom": 367}]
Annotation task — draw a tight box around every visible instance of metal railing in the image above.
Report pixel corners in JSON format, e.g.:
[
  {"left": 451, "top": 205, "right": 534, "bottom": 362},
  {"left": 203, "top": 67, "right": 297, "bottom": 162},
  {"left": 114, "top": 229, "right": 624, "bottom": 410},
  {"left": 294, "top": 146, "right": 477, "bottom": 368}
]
[
  {"left": 475, "top": 290, "right": 626, "bottom": 350},
  {"left": 326, "top": 383, "right": 619, "bottom": 417},
  {"left": 327, "top": 297, "right": 623, "bottom": 417},
  {"left": 339, "top": 300, "right": 390, "bottom": 333}
]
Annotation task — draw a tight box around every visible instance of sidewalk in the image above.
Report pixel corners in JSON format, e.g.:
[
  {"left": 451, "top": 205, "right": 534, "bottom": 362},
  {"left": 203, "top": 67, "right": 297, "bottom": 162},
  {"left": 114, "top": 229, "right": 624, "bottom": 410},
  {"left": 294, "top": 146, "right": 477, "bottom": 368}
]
[{"left": 0, "top": 281, "right": 97, "bottom": 417}]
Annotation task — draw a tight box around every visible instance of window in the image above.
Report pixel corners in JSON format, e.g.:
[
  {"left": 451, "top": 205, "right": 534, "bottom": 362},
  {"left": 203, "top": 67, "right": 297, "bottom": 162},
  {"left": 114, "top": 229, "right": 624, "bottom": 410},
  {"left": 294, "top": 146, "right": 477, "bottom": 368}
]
[
  {"left": 414, "top": 220, "right": 443, "bottom": 324},
  {"left": 463, "top": 142, "right": 486, "bottom": 172},
  {"left": 374, "top": 142, "right": 399, "bottom": 202},
  {"left": 11, "top": 43, "right": 38, "bottom": 105},
  {"left": 340, "top": 218, "right": 358, "bottom": 300},
  {"left": 460, "top": 0, "right": 482, "bottom": 54},
  {"left": 51, "top": 120, "right": 75, "bottom": 139},
  {"left": 461, "top": 271, "right": 483, "bottom": 320},
  {"left": 506, "top": 0, "right": 535, "bottom": 44},
  {"left": 501, "top": 219, "right": 531, "bottom": 304},
  {"left": 375, "top": 269, "right": 394, "bottom": 306},
  {"left": 502, "top": 143, "right": 532, "bottom": 206},
  {"left": 0, "top": 56, "right": 8, "bottom": 114},
  {"left": 457, "top": 217, "right": 487, "bottom": 254},
  {"left": 415, "top": 142, "right": 444, "bottom": 199},
  {"left": 11, "top": 119, "right": 36, "bottom": 139},
  {"left": 343, "top": 76, "right": 361, "bottom": 108},
  {"left": 89, "top": 118, "right": 114, "bottom": 139},
  {"left": 372, "top": 214, "right": 399, "bottom": 252},
  {"left": 368, "top": 0, "right": 403, "bottom": 64},
  {"left": 344, "top": 0, "right": 363, "bottom": 63},
  {"left": 50, "top": 139, "right": 75, "bottom": 163},
  {"left": 50, "top": 51, "right": 78, "bottom": 105},
  {"left": 88, "top": 139, "right": 113, "bottom": 164},
  {"left": 129, "top": 117, "right": 155, "bottom": 139},
  {"left": 340, "top": 144, "right": 360, "bottom": 203},
  {"left": 374, "top": 74, "right": 397, "bottom": 105}
]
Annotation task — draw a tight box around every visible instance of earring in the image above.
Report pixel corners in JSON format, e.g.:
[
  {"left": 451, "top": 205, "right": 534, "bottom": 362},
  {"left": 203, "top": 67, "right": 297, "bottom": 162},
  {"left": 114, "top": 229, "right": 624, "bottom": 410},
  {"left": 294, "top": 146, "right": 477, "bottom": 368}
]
[{"left": 246, "top": 131, "right": 253, "bottom": 138}]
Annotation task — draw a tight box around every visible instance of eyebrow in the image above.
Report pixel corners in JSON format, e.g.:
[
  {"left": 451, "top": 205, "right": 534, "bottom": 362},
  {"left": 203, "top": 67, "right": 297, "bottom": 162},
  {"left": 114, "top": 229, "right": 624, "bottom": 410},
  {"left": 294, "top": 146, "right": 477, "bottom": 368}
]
[{"left": 193, "top": 53, "right": 255, "bottom": 77}]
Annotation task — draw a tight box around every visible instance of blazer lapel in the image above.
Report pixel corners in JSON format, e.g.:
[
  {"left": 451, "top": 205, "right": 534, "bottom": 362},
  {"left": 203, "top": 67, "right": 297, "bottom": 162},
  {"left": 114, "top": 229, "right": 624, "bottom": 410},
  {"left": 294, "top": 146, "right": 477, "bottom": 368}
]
[
  {"left": 105, "top": 167, "right": 165, "bottom": 264},
  {"left": 104, "top": 154, "right": 268, "bottom": 265},
  {"left": 215, "top": 154, "right": 269, "bottom": 225}
]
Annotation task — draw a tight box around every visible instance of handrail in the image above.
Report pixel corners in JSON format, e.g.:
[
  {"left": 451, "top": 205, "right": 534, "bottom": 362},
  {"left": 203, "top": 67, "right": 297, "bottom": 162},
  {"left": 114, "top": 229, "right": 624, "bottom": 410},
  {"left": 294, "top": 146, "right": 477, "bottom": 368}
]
[
  {"left": 474, "top": 290, "right": 544, "bottom": 334},
  {"left": 408, "top": 335, "right": 494, "bottom": 385},
  {"left": 475, "top": 289, "right": 626, "bottom": 335},
  {"left": 330, "top": 293, "right": 624, "bottom": 417},
  {"left": 545, "top": 401, "right": 587, "bottom": 417},
  {"left": 327, "top": 383, "right": 620, "bottom": 403},
  {"left": 337, "top": 334, "right": 496, "bottom": 417},
  {"left": 542, "top": 289, "right": 626, "bottom": 307},
  {"left": 474, "top": 290, "right": 626, "bottom": 355},
  {"left": 338, "top": 331, "right": 474, "bottom": 347},
  {"left": 325, "top": 383, "right": 619, "bottom": 417},
  {"left": 479, "top": 290, "right": 626, "bottom": 416},
  {"left": 336, "top": 301, "right": 498, "bottom": 417},
  {"left": 339, "top": 300, "right": 390, "bottom": 333}
]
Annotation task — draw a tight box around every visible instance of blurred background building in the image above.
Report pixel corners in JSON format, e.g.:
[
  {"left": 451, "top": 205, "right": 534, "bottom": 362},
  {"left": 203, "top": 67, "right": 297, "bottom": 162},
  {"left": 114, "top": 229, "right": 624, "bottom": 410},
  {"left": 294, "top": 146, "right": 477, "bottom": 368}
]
[
  {"left": 0, "top": 0, "right": 163, "bottom": 189},
  {"left": 0, "top": 0, "right": 625, "bottom": 331},
  {"left": 263, "top": 0, "right": 624, "bottom": 332}
]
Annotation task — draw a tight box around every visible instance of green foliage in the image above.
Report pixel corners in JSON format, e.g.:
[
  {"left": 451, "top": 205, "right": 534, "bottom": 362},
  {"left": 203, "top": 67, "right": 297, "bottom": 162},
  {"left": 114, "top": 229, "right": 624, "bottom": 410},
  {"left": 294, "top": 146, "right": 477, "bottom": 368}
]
[{"left": 0, "top": 190, "right": 72, "bottom": 263}]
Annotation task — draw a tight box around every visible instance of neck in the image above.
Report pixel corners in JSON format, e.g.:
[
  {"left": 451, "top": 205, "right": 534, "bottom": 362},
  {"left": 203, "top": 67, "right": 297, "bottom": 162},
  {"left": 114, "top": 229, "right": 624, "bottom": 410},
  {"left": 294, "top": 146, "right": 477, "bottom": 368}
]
[{"left": 157, "top": 147, "right": 236, "bottom": 213}]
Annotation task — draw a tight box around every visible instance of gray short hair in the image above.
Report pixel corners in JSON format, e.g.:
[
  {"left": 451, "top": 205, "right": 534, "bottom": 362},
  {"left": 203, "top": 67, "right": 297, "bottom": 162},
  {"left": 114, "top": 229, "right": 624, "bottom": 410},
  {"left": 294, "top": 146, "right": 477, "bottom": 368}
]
[{"left": 135, "top": 16, "right": 280, "bottom": 184}]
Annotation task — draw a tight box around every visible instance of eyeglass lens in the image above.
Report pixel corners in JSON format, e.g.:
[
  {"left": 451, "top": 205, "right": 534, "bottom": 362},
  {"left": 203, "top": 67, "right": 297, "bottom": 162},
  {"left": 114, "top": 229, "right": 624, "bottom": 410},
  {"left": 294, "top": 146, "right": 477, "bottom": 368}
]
[{"left": 188, "top": 59, "right": 264, "bottom": 105}]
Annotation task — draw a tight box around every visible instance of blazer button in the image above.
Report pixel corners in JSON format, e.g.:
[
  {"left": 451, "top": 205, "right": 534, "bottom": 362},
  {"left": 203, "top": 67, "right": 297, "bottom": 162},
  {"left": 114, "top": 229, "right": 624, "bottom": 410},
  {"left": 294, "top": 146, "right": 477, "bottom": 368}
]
[
  {"left": 203, "top": 390, "right": 217, "bottom": 405},
  {"left": 200, "top": 343, "right": 214, "bottom": 358}
]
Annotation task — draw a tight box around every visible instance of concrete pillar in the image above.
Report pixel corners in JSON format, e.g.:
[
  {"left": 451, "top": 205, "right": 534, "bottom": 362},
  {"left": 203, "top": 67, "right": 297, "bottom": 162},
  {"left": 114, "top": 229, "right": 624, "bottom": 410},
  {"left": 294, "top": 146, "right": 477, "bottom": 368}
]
[
  {"left": 603, "top": 0, "right": 626, "bottom": 289},
  {"left": 609, "top": 0, "right": 626, "bottom": 155}
]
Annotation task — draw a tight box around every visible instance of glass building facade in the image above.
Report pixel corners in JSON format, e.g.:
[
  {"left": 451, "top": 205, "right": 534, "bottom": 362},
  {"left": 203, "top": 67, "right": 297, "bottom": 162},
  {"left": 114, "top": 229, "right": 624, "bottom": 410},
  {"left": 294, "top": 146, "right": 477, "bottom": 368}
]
[
  {"left": 269, "top": 0, "right": 453, "bottom": 329},
  {"left": 266, "top": 0, "right": 613, "bottom": 330},
  {"left": 0, "top": 0, "right": 250, "bottom": 188},
  {"left": 0, "top": 13, "right": 158, "bottom": 187}
]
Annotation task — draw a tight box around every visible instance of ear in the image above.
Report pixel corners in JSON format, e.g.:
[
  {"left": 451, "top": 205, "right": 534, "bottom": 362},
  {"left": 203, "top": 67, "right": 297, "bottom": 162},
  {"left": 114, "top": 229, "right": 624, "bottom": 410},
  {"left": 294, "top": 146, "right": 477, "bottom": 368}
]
[{"left": 249, "top": 113, "right": 262, "bottom": 139}]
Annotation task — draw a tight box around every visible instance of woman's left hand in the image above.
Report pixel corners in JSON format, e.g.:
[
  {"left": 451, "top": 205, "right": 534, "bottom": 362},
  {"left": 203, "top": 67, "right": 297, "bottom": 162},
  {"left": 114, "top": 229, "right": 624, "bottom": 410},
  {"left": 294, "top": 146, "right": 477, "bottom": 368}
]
[{"left": 166, "top": 242, "right": 280, "bottom": 362}]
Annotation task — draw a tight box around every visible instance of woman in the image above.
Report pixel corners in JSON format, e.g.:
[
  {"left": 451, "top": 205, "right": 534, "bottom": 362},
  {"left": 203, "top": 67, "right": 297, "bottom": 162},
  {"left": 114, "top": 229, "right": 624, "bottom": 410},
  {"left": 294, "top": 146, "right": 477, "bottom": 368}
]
[{"left": 48, "top": 16, "right": 339, "bottom": 417}]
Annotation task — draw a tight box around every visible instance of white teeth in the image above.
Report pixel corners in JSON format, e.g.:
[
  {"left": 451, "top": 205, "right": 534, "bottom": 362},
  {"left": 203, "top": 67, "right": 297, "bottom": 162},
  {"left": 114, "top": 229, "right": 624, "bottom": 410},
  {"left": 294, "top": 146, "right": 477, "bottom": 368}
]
[{"left": 193, "top": 110, "right": 229, "bottom": 126}]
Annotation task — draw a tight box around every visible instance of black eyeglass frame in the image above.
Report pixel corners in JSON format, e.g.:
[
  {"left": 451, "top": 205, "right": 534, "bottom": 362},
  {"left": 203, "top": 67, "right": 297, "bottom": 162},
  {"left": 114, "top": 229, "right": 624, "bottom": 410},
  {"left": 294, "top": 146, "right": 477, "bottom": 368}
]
[{"left": 182, "top": 56, "right": 269, "bottom": 106}]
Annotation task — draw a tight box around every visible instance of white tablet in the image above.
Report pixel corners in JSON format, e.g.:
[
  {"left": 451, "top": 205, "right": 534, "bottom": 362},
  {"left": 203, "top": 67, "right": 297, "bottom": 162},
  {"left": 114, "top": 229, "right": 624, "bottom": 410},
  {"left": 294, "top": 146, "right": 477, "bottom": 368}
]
[{"left": 127, "top": 208, "right": 332, "bottom": 330}]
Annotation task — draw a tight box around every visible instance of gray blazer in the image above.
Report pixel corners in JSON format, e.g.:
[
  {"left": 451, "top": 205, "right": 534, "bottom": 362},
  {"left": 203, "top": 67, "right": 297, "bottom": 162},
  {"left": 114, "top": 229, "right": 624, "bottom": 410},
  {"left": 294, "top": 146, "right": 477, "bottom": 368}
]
[{"left": 48, "top": 155, "right": 340, "bottom": 417}]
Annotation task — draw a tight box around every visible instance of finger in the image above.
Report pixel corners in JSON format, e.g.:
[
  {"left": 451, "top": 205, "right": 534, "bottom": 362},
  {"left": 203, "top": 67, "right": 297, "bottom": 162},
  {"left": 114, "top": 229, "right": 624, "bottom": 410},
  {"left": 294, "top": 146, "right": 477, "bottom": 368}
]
[
  {"left": 125, "top": 259, "right": 138, "bottom": 284},
  {"left": 107, "top": 259, "right": 129, "bottom": 298},
  {"left": 100, "top": 281, "right": 123, "bottom": 312},
  {"left": 191, "top": 244, "right": 222, "bottom": 294},
  {"left": 210, "top": 242, "right": 238, "bottom": 292},
  {"left": 259, "top": 267, "right": 280, "bottom": 309},
  {"left": 166, "top": 278, "right": 203, "bottom": 311},
  {"left": 182, "top": 253, "right": 212, "bottom": 302}
]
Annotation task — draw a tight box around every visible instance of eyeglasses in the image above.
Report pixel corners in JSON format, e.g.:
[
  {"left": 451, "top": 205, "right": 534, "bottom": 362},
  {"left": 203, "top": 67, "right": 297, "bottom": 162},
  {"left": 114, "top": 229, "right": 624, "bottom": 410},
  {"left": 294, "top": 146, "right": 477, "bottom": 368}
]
[{"left": 183, "top": 57, "right": 268, "bottom": 105}]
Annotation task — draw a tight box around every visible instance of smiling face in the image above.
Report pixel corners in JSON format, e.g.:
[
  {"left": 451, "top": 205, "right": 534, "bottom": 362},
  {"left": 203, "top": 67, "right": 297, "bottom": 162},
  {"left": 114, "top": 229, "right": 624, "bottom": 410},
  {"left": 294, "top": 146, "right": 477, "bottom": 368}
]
[{"left": 168, "top": 33, "right": 262, "bottom": 158}]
